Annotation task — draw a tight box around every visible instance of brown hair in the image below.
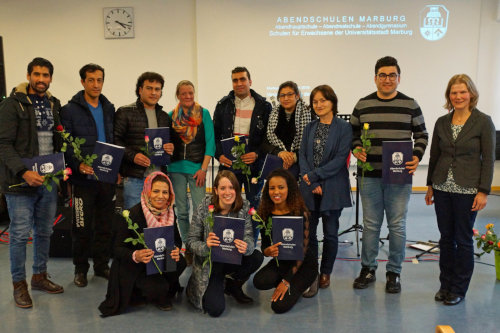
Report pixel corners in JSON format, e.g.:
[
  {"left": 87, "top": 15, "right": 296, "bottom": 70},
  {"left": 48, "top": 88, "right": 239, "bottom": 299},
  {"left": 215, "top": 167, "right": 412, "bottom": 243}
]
[
  {"left": 211, "top": 170, "right": 243, "bottom": 213},
  {"left": 444, "top": 74, "right": 479, "bottom": 111},
  {"left": 257, "top": 168, "right": 309, "bottom": 222},
  {"left": 310, "top": 84, "right": 338, "bottom": 116}
]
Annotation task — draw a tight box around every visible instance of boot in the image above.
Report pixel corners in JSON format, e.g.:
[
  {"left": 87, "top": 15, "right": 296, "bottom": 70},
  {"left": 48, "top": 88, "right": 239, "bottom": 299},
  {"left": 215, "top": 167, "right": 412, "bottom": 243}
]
[
  {"left": 13, "top": 280, "right": 33, "bottom": 308},
  {"left": 31, "top": 273, "right": 64, "bottom": 294},
  {"left": 224, "top": 277, "right": 253, "bottom": 304}
]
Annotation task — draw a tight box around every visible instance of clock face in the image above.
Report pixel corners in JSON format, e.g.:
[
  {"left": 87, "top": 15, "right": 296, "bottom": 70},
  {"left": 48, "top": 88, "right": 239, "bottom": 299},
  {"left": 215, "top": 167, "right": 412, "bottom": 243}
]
[{"left": 104, "top": 7, "right": 134, "bottom": 39}]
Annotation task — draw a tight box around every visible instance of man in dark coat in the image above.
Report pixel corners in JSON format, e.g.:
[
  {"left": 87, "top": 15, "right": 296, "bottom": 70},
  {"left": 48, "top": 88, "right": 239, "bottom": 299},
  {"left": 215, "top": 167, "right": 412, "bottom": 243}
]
[
  {"left": 114, "top": 72, "right": 173, "bottom": 209},
  {"left": 60, "top": 64, "right": 116, "bottom": 288},
  {"left": 0, "top": 57, "right": 64, "bottom": 308}
]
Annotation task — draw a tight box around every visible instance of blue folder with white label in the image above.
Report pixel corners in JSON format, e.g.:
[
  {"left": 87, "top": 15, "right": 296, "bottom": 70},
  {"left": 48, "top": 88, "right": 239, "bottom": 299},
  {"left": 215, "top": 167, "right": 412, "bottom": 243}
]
[
  {"left": 272, "top": 216, "right": 304, "bottom": 261},
  {"left": 143, "top": 225, "right": 176, "bottom": 275},
  {"left": 211, "top": 216, "right": 245, "bottom": 265},
  {"left": 91, "top": 141, "right": 125, "bottom": 184},
  {"left": 382, "top": 141, "right": 413, "bottom": 184},
  {"left": 145, "top": 127, "right": 170, "bottom": 166},
  {"left": 22, "top": 152, "right": 65, "bottom": 176},
  {"left": 221, "top": 136, "right": 248, "bottom": 163}
]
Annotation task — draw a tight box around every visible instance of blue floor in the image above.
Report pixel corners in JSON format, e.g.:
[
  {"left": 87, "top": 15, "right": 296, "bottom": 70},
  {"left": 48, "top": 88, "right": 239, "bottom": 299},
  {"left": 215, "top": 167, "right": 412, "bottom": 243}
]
[{"left": 0, "top": 193, "right": 499, "bottom": 332}]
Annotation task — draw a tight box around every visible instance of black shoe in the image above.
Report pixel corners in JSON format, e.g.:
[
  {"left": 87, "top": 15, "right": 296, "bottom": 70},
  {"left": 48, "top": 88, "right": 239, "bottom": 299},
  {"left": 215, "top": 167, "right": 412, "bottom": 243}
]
[
  {"left": 224, "top": 278, "right": 253, "bottom": 304},
  {"left": 353, "top": 267, "right": 376, "bottom": 289},
  {"left": 157, "top": 298, "right": 173, "bottom": 311},
  {"left": 434, "top": 289, "right": 449, "bottom": 302},
  {"left": 74, "top": 273, "right": 88, "bottom": 287},
  {"left": 444, "top": 293, "right": 463, "bottom": 306},
  {"left": 385, "top": 272, "right": 401, "bottom": 293},
  {"left": 95, "top": 268, "right": 110, "bottom": 280}
]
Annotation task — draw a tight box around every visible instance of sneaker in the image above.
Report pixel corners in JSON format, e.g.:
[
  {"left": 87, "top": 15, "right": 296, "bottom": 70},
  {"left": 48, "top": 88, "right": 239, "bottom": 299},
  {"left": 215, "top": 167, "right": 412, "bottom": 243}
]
[
  {"left": 353, "top": 267, "right": 376, "bottom": 289},
  {"left": 385, "top": 271, "right": 401, "bottom": 293}
]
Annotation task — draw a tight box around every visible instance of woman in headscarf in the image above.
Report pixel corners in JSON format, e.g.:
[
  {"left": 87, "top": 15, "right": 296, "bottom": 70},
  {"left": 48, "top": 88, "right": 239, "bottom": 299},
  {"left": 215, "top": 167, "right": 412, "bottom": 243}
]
[{"left": 98, "top": 171, "right": 186, "bottom": 316}]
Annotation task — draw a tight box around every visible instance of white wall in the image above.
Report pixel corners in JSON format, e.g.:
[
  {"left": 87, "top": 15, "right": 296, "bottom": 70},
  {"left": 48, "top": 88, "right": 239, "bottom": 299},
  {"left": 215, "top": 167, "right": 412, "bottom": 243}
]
[
  {"left": 1, "top": 0, "right": 498, "bottom": 187},
  {"left": 0, "top": 0, "right": 197, "bottom": 108}
]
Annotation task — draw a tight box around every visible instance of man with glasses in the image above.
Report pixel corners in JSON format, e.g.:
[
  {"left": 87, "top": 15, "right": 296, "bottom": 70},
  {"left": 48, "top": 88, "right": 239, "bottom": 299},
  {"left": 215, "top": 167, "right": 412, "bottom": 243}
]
[
  {"left": 114, "top": 72, "right": 174, "bottom": 209},
  {"left": 350, "top": 56, "right": 428, "bottom": 293}
]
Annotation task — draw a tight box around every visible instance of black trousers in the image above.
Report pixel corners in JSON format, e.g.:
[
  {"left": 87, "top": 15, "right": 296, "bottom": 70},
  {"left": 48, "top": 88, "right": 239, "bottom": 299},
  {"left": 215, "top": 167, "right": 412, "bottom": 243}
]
[
  {"left": 135, "top": 255, "right": 187, "bottom": 305},
  {"left": 253, "top": 257, "right": 318, "bottom": 314},
  {"left": 202, "top": 250, "right": 263, "bottom": 317},
  {"left": 72, "top": 183, "right": 116, "bottom": 274},
  {"left": 434, "top": 190, "right": 478, "bottom": 297}
]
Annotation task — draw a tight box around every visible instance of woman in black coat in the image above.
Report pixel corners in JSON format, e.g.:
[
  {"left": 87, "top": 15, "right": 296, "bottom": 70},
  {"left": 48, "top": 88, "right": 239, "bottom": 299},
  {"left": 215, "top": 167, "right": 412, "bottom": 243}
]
[{"left": 99, "top": 172, "right": 186, "bottom": 316}]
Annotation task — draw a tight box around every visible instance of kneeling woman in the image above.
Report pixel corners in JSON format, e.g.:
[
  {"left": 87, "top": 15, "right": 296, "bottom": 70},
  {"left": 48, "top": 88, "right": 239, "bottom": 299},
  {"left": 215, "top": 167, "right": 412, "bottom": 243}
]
[
  {"left": 99, "top": 172, "right": 186, "bottom": 316},
  {"left": 253, "top": 168, "right": 318, "bottom": 314},
  {"left": 186, "top": 170, "right": 263, "bottom": 317}
]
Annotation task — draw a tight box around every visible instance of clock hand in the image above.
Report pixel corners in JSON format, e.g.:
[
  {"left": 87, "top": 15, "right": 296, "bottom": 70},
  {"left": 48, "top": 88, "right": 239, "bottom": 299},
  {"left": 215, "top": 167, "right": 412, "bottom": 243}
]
[{"left": 115, "top": 20, "right": 132, "bottom": 28}]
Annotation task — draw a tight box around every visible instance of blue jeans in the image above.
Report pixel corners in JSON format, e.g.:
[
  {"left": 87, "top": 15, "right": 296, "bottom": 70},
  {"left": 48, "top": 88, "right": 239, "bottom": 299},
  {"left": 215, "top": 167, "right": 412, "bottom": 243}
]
[
  {"left": 123, "top": 176, "right": 145, "bottom": 209},
  {"left": 5, "top": 184, "right": 58, "bottom": 282},
  {"left": 434, "top": 189, "right": 477, "bottom": 297},
  {"left": 360, "top": 177, "right": 411, "bottom": 274},
  {"left": 169, "top": 172, "right": 206, "bottom": 244},
  {"left": 309, "top": 207, "right": 342, "bottom": 275}
]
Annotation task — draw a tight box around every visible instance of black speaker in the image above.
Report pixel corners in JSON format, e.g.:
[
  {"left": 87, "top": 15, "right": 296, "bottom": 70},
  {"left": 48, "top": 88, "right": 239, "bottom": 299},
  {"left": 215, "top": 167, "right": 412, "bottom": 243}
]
[
  {"left": 49, "top": 206, "right": 73, "bottom": 258},
  {"left": 0, "top": 36, "right": 6, "bottom": 100}
]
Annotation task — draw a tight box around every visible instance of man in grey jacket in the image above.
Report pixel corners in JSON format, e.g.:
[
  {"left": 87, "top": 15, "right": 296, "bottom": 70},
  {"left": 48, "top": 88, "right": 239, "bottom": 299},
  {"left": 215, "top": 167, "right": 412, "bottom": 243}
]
[{"left": 0, "top": 57, "right": 64, "bottom": 308}]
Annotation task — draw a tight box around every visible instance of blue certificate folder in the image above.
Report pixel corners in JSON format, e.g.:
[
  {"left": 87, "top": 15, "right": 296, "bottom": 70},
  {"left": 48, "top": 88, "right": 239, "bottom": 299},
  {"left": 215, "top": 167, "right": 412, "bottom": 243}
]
[
  {"left": 382, "top": 141, "right": 413, "bottom": 185},
  {"left": 260, "top": 154, "right": 299, "bottom": 180},
  {"left": 272, "top": 216, "right": 304, "bottom": 261},
  {"left": 221, "top": 136, "right": 248, "bottom": 163},
  {"left": 22, "top": 152, "right": 65, "bottom": 176},
  {"left": 145, "top": 127, "right": 170, "bottom": 166},
  {"left": 143, "top": 225, "right": 176, "bottom": 275},
  {"left": 211, "top": 216, "right": 245, "bottom": 265},
  {"left": 91, "top": 141, "right": 125, "bottom": 184}
]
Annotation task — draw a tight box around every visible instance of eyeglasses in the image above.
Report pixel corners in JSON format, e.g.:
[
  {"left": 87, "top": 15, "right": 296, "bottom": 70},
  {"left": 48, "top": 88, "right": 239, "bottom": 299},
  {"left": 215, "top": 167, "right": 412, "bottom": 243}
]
[
  {"left": 377, "top": 73, "right": 399, "bottom": 81},
  {"left": 279, "top": 92, "right": 296, "bottom": 99}
]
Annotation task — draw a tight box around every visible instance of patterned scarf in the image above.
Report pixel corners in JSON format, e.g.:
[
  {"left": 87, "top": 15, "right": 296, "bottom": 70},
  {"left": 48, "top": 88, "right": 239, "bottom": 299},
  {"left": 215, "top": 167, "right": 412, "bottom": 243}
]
[
  {"left": 171, "top": 102, "right": 203, "bottom": 144},
  {"left": 141, "top": 171, "right": 176, "bottom": 228},
  {"left": 266, "top": 99, "right": 311, "bottom": 152}
]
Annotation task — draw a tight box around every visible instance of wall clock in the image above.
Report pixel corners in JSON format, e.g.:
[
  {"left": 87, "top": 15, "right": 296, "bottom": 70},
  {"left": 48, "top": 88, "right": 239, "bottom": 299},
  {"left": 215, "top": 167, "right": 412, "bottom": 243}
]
[{"left": 103, "top": 7, "right": 134, "bottom": 39}]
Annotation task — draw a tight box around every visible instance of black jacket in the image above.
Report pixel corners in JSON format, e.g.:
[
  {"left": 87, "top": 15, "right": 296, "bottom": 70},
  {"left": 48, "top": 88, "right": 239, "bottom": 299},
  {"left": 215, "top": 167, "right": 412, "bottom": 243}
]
[
  {"left": 114, "top": 100, "right": 172, "bottom": 178},
  {"left": 60, "top": 91, "right": 115, "bottom": 186},
  {"left": 98, "top": 204, "right": 182, "bottom": 317},
  {"left": 213, "top": 89, "right": 271, "bottom": 172},
  {"left": 0, "top": 83, "right": 62, "bottom": 194}
]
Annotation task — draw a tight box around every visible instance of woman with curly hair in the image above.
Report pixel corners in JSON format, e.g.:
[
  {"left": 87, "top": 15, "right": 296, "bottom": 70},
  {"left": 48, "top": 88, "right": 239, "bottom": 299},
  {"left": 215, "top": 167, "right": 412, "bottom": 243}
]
[{"left": 253, "top": 168, "right": 318, "bottom": 313}]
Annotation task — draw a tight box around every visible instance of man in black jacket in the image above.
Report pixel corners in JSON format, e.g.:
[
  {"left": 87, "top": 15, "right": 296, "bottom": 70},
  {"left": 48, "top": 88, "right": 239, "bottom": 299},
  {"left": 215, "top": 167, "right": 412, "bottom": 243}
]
[
  {"left": 0, "top": 57, "right": 64, "bottom": 308},
  {"left": 61, "top": 64, "right": 116, "bottom": 287},
  {"left": 114, "top": 72, "right": 173, "bottom": 209},
  {"left": 214, "top": 67, "right": 271, "bottom": 210}
]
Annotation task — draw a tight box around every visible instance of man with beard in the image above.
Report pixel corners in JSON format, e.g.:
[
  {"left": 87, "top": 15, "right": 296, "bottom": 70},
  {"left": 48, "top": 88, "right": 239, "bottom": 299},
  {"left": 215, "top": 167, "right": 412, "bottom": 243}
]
[{"left": 0, "top": 57, "right": 64, "bottom": 308}]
